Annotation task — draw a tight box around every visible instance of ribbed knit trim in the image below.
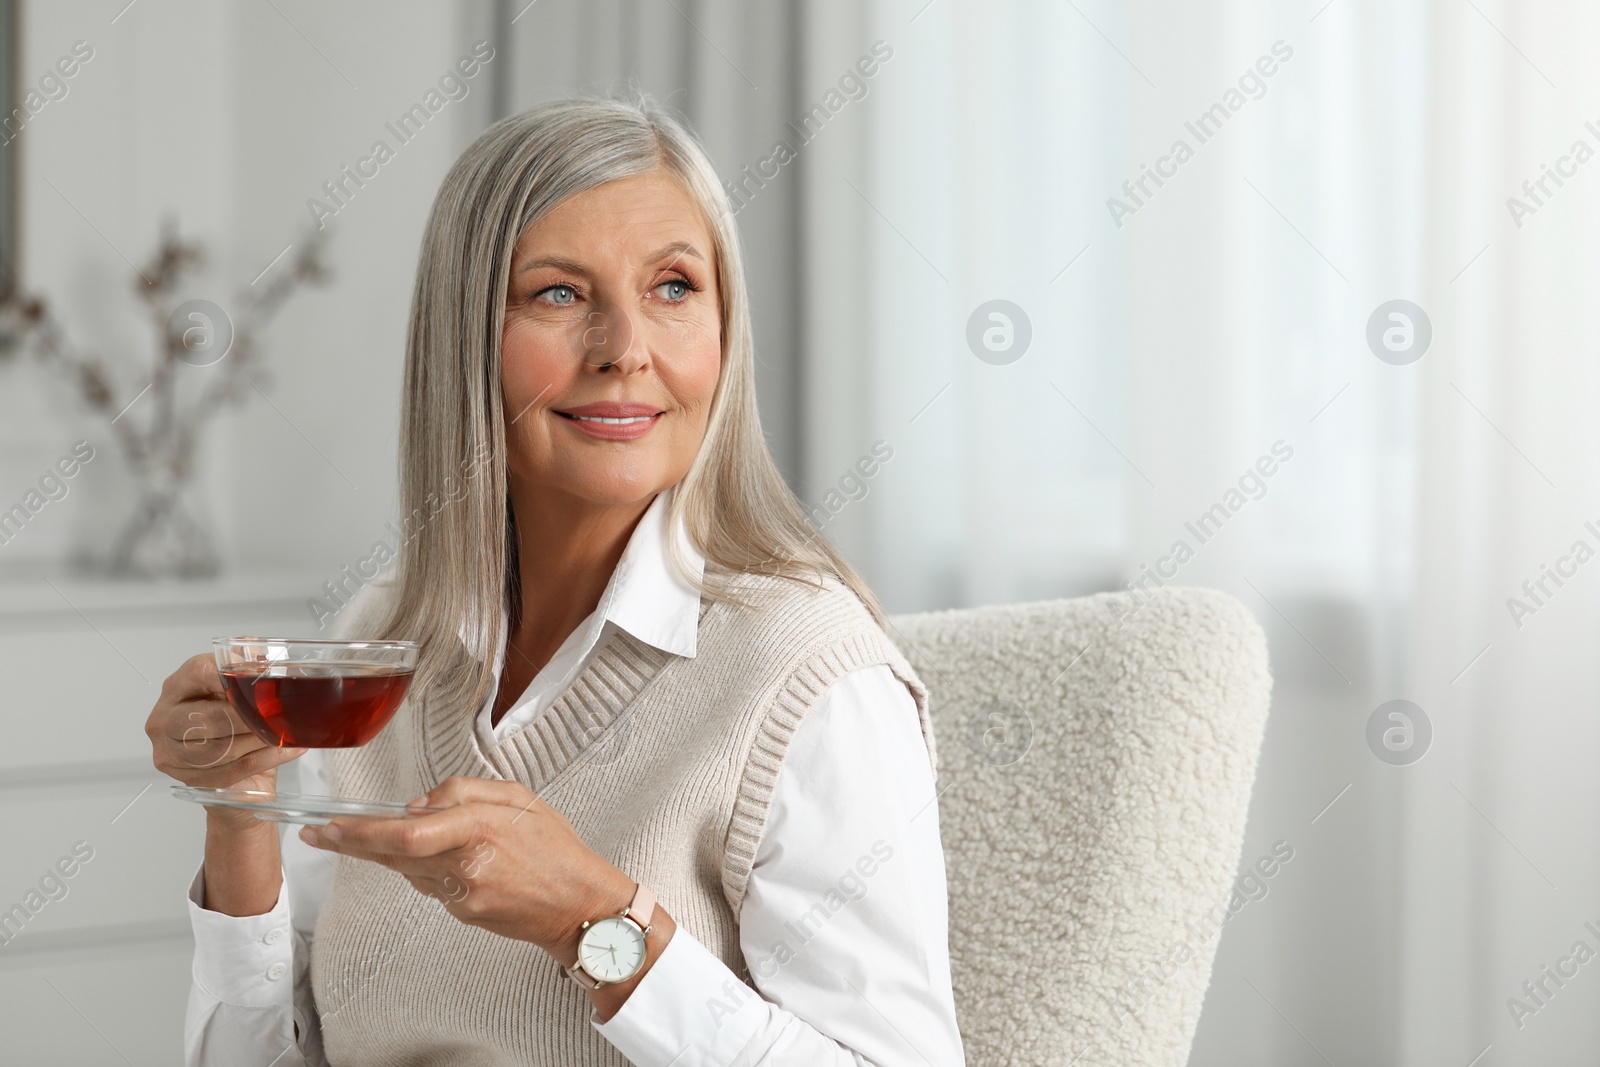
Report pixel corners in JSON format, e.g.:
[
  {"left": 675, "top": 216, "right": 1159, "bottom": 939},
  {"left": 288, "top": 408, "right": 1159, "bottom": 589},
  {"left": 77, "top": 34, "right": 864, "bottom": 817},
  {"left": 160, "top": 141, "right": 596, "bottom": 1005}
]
[
  {"left": 720, "top": 628, "right": 933, "bottom": 916},
  {"left": 421, "top": 595, "right": 717, "bottom": 793}
]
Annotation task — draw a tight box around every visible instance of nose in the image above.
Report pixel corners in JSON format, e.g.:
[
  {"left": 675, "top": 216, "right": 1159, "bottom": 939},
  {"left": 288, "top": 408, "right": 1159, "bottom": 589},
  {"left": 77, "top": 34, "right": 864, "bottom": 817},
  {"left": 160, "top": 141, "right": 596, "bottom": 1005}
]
[{"left": 575, "top": 298, "right": 645, "bottom": 373}]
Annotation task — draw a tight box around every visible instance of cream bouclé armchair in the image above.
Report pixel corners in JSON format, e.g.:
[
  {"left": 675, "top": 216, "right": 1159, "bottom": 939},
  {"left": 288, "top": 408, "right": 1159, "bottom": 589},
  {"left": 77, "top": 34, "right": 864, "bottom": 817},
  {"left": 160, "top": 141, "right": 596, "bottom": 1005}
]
[{"left": 886, "top": 587, "right": 1273, "bottom": 1067}]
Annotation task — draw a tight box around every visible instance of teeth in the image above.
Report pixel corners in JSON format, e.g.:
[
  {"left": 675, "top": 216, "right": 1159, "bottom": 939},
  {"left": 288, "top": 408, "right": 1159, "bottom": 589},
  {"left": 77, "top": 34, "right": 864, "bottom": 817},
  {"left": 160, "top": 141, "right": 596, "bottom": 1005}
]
[{"left": 569, "top": 414, "right": 654, "bottom": 424}]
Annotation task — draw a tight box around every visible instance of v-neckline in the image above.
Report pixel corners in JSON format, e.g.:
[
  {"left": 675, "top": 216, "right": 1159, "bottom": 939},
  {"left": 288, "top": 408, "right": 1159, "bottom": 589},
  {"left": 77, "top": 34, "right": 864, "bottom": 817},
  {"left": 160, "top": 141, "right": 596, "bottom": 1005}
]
[{"left": 420, "top": 594, "right": 713, "bottom": 795}]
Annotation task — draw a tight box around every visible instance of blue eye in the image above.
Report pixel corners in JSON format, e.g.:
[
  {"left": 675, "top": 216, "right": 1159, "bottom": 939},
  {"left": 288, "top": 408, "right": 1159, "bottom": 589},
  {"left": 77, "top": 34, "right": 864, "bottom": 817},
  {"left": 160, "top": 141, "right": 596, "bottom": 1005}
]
[
  {"left": 536, "top": 284, "right": 576, "bottom": 306},
  {"left": 656, "top": 279, "right": 692, "bottom": 301}
]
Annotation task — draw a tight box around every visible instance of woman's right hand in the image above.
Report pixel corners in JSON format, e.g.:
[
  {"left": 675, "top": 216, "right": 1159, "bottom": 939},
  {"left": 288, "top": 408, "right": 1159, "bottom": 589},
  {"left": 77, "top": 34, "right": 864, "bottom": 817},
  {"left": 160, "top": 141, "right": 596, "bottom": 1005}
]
[{"left": 145, "top": 653, "right": 306, "bottom": 820}]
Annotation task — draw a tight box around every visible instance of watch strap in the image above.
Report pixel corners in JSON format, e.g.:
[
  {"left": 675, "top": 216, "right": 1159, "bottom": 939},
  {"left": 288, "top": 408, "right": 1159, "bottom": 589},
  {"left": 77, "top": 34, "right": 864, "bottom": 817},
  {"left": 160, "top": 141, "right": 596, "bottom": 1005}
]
[
  {"left": 565, "top": 960, "right": 601, "bottom": 988},
  {"left": 623, "top": 882, "right": 656, "bottom": 933}
]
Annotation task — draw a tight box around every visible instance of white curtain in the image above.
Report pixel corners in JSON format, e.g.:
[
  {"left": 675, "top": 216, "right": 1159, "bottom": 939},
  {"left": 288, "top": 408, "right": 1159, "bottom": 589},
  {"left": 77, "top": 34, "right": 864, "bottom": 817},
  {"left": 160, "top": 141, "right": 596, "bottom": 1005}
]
[
  {"left": 797, "top": 1, "right": 1131, "bottom": 611},
  {"left": 1399, "top": 2, "right": 1600, "bottom": 1062},
  {"left": 802, "top": 0, "right": 1600, "bottom": 1064}
]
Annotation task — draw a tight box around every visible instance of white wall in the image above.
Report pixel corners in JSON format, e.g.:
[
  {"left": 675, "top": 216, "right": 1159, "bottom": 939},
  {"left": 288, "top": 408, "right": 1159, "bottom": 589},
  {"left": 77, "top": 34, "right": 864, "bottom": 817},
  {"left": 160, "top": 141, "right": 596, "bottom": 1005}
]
[{"left": 0, "top": 0, "right": 497, "bottom": 587}]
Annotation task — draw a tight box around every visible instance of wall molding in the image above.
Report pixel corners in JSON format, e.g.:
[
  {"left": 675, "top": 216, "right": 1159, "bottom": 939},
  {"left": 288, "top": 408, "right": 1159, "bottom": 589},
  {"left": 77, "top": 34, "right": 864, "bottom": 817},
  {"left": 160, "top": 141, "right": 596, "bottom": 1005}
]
[{"left": 0, "top": 918, "right": 191, "bottom": 968}]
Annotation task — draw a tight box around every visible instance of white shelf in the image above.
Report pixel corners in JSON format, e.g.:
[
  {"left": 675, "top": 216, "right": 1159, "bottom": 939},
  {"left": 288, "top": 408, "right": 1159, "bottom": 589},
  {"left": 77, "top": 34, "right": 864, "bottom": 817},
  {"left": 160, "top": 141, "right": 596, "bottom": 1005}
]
[{"left": 0, "top": 564, "right": 331, "bottom": 620}]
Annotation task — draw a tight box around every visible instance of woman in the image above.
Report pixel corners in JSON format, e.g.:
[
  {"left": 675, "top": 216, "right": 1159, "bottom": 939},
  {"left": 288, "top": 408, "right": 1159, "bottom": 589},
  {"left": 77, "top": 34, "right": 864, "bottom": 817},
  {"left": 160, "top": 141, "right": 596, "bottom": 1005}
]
[{"left": 147, "top": 95, "right": 964, "bottom": 1066}]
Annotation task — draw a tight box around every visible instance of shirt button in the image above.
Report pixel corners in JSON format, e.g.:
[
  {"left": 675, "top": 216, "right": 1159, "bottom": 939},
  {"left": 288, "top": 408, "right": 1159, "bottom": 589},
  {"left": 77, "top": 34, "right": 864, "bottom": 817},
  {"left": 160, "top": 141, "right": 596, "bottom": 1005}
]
[
  {"left": 263, "top": 928, "right": 286, "bottom": 945},
  {"left": 266, "top": 962, "right": 287, "bottom": 981}
]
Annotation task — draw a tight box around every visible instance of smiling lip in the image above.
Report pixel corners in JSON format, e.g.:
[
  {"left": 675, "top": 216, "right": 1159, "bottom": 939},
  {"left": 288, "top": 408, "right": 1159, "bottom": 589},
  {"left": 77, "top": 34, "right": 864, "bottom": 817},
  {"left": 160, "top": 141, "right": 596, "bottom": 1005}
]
[{"left": 554, "top": 401, "right": 664, "bottom": 440}]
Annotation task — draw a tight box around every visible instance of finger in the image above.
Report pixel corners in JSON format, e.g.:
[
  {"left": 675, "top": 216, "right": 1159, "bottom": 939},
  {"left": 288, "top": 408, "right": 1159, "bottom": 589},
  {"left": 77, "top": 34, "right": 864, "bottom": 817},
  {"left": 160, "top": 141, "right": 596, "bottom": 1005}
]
[
  {"left": 165, "top": 715, "right": 264, "bottom": 769},
  {"left": 169, "top": 708, "right": 259, "bottom": 767},
  {"left": 308, "top": 807, "right": 481, "bottom": 860},
  {"left": 149, "top": 659, "right": 235, "bottom": 747},
  {"left": 304, "top": 836, "right": 469, "bottom": 893},
  {"left": 152, "top": 657, "right": 219, "bottom": 721},
  {"left": 314, "top": 839, "right": 446, "bottom": 880},
  {"left": 168, "top": 698, "right": 252, "bottom": 742},
  {"left": 167, "top": 743, "right": 307, "bottom": 789},
  {"left": 172, "top": 652, "right": 226, "bottom": 698},
  {"left": 418, "top": 776, "right": 537, "bottom": 811},
  {"left": 401, "top": 871, "right": 471, "bottom": 904},
  {"left": 163, "top": 728, "right": 258, "bottom": 775},
  {"left": 439, "top": 874, "right": 471, "bottom": 903},
  {"left": 402, "top": 873, "right": 445, "bottom": 901},
  {"left": 168, "top": 737, "right": 261, "bottom": 775}
]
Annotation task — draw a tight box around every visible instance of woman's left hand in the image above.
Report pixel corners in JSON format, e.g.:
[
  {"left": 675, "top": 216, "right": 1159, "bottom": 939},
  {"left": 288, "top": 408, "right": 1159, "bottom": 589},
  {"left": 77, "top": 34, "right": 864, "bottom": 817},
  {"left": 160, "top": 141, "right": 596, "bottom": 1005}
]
[{"left": 298, "top": 776, "right": 633, "bottom": 964}]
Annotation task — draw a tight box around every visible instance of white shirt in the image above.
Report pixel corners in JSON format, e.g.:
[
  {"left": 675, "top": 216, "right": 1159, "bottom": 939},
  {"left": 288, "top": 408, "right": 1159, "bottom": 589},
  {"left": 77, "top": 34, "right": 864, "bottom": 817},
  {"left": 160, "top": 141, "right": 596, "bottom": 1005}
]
[{"left": 184, "top": 487, "right": 966, "bottom": 1066}]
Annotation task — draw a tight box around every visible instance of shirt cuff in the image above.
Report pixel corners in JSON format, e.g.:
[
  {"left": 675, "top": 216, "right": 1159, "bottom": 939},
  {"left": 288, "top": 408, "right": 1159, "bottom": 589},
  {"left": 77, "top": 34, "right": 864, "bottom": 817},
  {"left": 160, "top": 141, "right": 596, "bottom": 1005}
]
[
  {"left": 591, "top": 926, "right": 766, "bottom": 1066},
  {"left": 186, "top": 864, "right": 296, "bottom": 1008}
]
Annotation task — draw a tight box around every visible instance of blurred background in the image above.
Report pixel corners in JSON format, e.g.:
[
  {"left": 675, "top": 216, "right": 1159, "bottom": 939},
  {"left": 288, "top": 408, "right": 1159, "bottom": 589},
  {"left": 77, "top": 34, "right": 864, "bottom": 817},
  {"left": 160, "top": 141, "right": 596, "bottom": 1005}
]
[{"left": 1, "top": 0, "right": 1597, "bottom": 1063}]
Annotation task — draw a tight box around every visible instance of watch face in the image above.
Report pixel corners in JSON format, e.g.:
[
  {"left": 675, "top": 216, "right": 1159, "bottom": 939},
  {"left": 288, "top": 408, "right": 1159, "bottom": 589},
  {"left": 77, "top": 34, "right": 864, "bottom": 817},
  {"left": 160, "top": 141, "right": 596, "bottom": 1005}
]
[{"left": 578, "top": 916, "right": 647, "bottom": 983}]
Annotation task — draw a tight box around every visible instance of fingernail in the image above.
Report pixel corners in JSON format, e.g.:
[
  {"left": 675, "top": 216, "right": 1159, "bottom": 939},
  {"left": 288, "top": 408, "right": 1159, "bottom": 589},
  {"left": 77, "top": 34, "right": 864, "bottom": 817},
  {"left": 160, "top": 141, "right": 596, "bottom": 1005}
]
[
  {"left": 299, "top": 826, "right": 318, "bottom": 845},
  {"left": 320, "top": 823, "right": 342, "bottom": 843}
]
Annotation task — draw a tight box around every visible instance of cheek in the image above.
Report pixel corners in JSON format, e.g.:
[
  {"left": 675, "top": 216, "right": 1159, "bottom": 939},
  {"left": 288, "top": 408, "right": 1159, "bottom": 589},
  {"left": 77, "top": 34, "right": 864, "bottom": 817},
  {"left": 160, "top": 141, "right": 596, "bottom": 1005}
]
[
  {"left": 501, "top": 324, "right": 571, "bottom": 411},
  {"left": 672, "top": 333, "right": 723, "bottom": 420},
  {"left": 688, "top": 351, "right": 722, "bottom": 413}
]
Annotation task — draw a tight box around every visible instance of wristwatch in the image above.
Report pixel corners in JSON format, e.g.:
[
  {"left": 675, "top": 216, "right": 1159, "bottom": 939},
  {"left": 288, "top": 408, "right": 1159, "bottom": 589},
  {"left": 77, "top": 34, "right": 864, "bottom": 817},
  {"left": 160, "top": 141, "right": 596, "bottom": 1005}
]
[{"left": 564, "top": 882, "right": 656, "bottom": 989}]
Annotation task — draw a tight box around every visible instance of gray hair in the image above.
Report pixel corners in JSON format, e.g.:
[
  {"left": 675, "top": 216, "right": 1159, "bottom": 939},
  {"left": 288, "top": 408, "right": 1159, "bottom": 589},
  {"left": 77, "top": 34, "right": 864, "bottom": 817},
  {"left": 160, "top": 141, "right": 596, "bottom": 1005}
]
[{"left": 369, "top": 93, "right": 887, "bottom": 716}]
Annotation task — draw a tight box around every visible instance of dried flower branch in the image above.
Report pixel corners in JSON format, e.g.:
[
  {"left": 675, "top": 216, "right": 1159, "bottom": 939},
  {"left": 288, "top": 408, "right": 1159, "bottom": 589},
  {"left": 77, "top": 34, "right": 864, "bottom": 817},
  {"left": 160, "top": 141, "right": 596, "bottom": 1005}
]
[{"left": 0, "top": 217, "right": 333, "bottom": 576}]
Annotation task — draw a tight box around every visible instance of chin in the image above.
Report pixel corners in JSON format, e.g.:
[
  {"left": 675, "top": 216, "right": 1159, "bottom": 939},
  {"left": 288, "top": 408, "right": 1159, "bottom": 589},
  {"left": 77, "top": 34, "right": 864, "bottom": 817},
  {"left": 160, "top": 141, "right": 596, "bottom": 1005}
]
[{"left": 563, "top": 467, "right": 672, "bottom": 507}]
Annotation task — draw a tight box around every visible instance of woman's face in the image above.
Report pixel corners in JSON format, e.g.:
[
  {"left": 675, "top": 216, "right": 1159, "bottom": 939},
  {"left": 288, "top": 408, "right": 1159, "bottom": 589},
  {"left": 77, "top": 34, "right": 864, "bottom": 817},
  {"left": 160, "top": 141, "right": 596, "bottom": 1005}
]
[{"left": 501, "top": 168, "right": 723, "bottom": 509}]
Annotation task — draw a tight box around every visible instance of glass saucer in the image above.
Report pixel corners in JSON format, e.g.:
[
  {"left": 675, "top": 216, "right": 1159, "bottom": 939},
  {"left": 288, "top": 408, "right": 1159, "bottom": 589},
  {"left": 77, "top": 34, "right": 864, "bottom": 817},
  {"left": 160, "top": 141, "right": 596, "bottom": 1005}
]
[{"left": 170, "top": 785, "right": 447, "bottom": 826}]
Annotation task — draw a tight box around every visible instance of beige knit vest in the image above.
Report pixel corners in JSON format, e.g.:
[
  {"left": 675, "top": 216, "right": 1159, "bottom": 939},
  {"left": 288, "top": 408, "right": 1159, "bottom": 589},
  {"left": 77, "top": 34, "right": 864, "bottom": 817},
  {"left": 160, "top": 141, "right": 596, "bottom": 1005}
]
[{"left": 309, "top": 567, "right": 935, "bottom": 1066}]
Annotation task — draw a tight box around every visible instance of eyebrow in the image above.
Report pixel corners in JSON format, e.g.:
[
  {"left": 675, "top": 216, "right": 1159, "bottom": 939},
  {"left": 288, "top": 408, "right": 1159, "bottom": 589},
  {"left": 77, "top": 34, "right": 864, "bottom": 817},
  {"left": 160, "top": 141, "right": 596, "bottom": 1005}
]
[{"left": 515, "top": 241, "right": 706, "bottom": 275}]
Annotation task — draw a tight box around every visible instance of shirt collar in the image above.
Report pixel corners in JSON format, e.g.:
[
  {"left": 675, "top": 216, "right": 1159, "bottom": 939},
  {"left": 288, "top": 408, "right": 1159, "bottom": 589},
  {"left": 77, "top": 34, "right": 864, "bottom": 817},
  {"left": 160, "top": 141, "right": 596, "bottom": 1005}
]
[
  {"left": 459, "top": 484, "right": 704, "bottom": 661},
  {"left": 598, "top": 483, "right": 703, "bottom": 658}
]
